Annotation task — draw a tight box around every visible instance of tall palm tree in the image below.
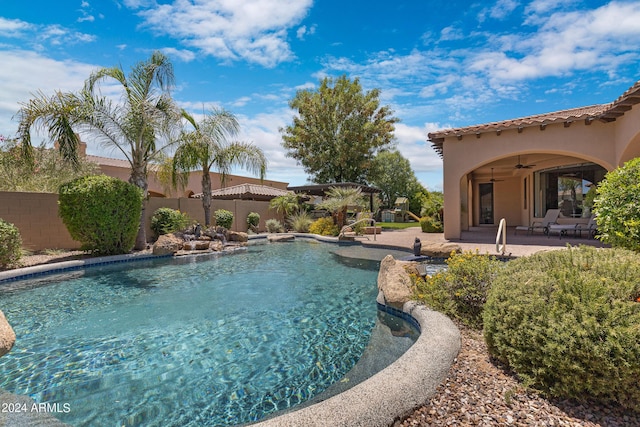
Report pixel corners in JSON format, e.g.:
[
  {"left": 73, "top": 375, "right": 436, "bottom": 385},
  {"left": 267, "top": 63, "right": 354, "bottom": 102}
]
[
  {"left": 16, "top": 51, "right": 183, "bottom": 250},
  {"left": 172, "top": 109, "right": 267, "bottom": 227}
]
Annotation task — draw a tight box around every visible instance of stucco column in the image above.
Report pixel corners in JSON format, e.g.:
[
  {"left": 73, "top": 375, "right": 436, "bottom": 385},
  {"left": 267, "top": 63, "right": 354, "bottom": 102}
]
[{"left": 443, "top": 164, "right": 462, "bottom": 240}]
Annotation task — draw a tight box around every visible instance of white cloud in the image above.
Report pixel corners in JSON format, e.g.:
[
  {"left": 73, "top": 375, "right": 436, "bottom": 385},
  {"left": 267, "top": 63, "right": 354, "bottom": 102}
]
[
  {"left": 0, "top": 50, "right": 96, "bottom": 139},
  {"left": 472, "top": 2, "right": 640, "bottom": 82},
  {"left": 0, "top": 17, "right": 32, "bottom": 37},
  {"left": 161, "top": 47, "right": 196, "bottom": 62},
  {"left": 479, "top": 0, "right": 519, "bottom": 21},
  {"left": 394, "top": 123, "right": 442, "bottom": 174},
  {"left": 133, "top": 0, "right": 313, "bottom": 67},
  {"left": 296, "top": 24, "right": 316, "bottom": 40}
]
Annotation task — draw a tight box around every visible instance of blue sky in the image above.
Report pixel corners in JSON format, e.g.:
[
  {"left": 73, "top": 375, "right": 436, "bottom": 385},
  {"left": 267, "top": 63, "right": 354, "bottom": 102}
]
[{"left": 1, "top": 0, "right": 639, "bottom": 191}]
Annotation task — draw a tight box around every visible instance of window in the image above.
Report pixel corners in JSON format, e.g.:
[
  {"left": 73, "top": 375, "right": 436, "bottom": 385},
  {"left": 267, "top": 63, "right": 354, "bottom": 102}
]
[{"left": 534, "top": 163, "right": 607, "bottom": 218}]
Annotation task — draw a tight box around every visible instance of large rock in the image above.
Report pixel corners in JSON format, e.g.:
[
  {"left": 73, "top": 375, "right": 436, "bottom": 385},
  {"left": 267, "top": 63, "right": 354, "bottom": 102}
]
[
  {"left": 152, "top": 233, "right": 183, "bottom": 255},
  {"left": 420, "top": 242, "right": 462, "bottom": 258},
  {"left": 377, "top": 255, "right": 414, "bottom": 309},
  {"left": 228, "top": 231, "right": 248, "bottom": 243},
  {"left": 0, "top": 310, "right": 15, "bottom": 358}
]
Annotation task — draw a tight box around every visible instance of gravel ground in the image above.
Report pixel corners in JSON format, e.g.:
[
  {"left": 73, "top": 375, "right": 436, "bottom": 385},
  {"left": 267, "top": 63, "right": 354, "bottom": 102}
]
[{"left": 398, "top": 327, "right": 639, "bottom": 427}]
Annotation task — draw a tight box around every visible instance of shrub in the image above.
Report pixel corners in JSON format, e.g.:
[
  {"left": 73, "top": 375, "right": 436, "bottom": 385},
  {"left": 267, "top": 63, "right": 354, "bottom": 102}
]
[
  {"left": 483, "top": 246, "right": 640, "bottom": 410},
  {"left": 265, "top": 219, "right": 284, "bottom": 233},
  {"left": 247, "top": 212, "right": 260, "bottom": 232},
  {"left": 151, "top": 208, "right": 191, "bottom": 237},
  {"left": 593, "top": 157, "right": 640, "bottom": 250},
  {"left": 288, "top": 211, "right": 313, "bottom": 233},
  {"left": 214, "top": 209, "right": 234, "bottom": 229},
  {"left": 58, "top": 175, "right": 143, "bottom": 255},
  {"left": 413, "top": 250, "right": 502, "bottom": 329},
  {"left": 420, "top": 216, "right": 443, "bottom": 233},
  {"left": 0, "top": 218, "right": 22, "bottom": 269},
  {"left": 308, "top": 217, "right": 339, "bottom": 236}
]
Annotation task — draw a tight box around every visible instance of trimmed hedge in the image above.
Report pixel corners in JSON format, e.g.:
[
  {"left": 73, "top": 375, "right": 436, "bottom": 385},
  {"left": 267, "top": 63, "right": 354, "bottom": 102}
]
[
  {"left": 58, "top": 175, "right": 143, "bottom": 255},
  {"left": 214, "top": 209, "right": 234, "bottom": 229},
  {"left": 483, "top": 246, "right": 640, "bottom": 411},
  {"left": 0, "top": 218, "right": 22, "bottom": 269},
  {"left": 151, "top": 207, "right": 191, "bottom": 237}
]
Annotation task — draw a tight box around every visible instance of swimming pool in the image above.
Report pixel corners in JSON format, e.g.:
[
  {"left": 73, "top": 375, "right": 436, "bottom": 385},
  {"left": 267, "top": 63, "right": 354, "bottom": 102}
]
[{"left": 0, "top": 241, "right": 423, "bottom": 426}]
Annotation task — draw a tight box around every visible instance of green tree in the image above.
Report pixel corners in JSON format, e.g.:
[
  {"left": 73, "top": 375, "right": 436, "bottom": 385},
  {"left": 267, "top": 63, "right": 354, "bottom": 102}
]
[
  {"left": 15, "top": 51, "right": 183, "bottom": 249},
  {"left": 318, "top": 186, "right": 366, "bottom": 229},
  {"left": 0, "top": 136, "right": 97, "bottom": 192},
  {"left": 594, "top": 158, "right": 640, "bottom": 250},
  {"left": 280, "top": 75, "right": 399, "bottom": 183},
  {"left": 269, "top": 192, "right": 302, "bottom": 223},
  {"left": 369, "top": 150, "right": 423, "bottom": 209},
  {"left": 171, "top": 109, "right": 266, "bottom": 226}
]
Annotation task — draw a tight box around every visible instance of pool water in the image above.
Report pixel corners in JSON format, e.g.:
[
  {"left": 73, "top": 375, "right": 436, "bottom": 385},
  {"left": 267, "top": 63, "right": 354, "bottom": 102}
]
[{"left": 0, "top": 241, "right": 427, "bottom": 426}]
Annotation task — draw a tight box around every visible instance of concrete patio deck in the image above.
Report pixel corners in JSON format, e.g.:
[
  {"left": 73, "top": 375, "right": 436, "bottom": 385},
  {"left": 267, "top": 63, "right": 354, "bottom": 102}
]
[{"left": 360, "top": 225, "right": 606, "bottom": 257}]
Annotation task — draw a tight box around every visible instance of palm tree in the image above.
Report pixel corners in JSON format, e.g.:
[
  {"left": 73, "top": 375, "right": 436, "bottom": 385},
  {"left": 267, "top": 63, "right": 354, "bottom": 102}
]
[
  {"left": 269, "top": 192, "right": 301, "bottom": 222},
  {"left": 319, "top": 186, "right": 366, "bottom": 229},
  {"left": 172, "top": 109, "right": 267, "bottom": 227},
  {"left": 16, "top": 51, "right": 183, "bottom": 250}
]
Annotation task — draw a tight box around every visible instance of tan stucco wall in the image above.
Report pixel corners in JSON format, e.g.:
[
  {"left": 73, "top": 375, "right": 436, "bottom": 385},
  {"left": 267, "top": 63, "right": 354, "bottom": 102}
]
[
  {"left": 441, "top": 106, "right": 639, "bottom": 239},
  {"left": 0, "top": 192, "right": 283, "bottom": 251},
  {"left": 96, "top": 164, "right": 288, "bottom": 199}
]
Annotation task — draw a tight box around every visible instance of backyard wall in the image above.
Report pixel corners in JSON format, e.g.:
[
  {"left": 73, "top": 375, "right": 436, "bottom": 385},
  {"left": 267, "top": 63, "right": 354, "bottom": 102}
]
[{"left": 0, "top": 192, "right": 283, "bottom": 251}]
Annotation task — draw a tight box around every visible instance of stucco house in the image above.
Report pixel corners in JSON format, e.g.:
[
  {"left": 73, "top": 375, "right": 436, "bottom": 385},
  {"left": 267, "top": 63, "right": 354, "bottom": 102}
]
[{"left": 428, "top": 80, "right": 640, "bottom": 240}]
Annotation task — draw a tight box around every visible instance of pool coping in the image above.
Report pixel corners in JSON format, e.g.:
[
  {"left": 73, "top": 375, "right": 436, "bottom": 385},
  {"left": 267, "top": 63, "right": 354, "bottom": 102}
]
[{"left": 1, "top": 236, "right": 461, "bottom": 427}]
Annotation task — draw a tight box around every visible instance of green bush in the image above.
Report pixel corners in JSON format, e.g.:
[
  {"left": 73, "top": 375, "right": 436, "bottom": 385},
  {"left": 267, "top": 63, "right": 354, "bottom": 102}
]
[
  {"left": 594, "top": 157, "right": 640, "bottom": 250},
  {"left": 413, "top": 250, "right": 502, "bottom": 329},
  {"left": 0, "top": 218, "right": 22, "bottom": 269},
  {"left": 247, "top": 212, "right": 260, "bottom": 232},
  {"left": 288, "top": 211, "right": 313, "bottom": 233},
  {"left": 265, "top": 218, "right": 284, "bottom": 233},
  {"left": 420, "top": 216, "right": 443, "bottom": 233},
  {"left": 483, "top": 246, "right": 640, "bottom": 411},
  {"left": 308, "top": 217, "right": 339, "bottom": 236},
  {"left": 58, "top": 175, "right": 143, "bottom": 255},
  {"left": 150, "top": 207, "right": 191, "bottom": 237},
  {"left": 214, "top": 209, "right": 234, "bottom": 229}
]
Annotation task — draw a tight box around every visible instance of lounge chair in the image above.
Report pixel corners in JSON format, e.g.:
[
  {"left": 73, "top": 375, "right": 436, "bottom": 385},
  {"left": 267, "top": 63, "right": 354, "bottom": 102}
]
[
  {"left": 576, "top": 215, "right": 597, "bottom": 238},
  {"left": 548, "top": 223, "right": 579, "bottom": 239},
  {"left": 515, "top": 209, "right": 560, "bottom": 235}
]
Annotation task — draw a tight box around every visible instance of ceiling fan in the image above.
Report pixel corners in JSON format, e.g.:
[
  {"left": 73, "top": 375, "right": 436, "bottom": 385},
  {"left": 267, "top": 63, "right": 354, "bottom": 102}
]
[
  {"left": 514, "top": 155, "right": 536, "bottom": 169},
  {"left": 490, "top": 168, "right": 504, "bottom": 182}
]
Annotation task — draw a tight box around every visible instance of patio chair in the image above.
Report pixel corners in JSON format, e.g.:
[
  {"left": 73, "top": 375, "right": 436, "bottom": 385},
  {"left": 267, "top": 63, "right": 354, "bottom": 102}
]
[
  {"left": 515, "top": 209, "right": 560, "bottom": 235},
  {"left": 576, "top": 215, "right": 597, "bottom": 239},
  {"left": 547, "top": 223, "right": 579, "bottom": 239}
]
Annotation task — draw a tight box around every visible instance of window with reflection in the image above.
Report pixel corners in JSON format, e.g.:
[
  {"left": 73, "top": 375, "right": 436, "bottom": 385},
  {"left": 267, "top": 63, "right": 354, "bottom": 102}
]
[{"left": 534, "top": 163, "right": 607, "bottom": 218}]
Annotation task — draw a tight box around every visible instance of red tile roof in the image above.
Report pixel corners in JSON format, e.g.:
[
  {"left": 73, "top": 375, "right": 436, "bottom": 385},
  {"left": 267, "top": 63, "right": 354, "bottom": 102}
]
[
  {"left": 193, "top": 183, "right": 292, "bottom": 200},
  {"left": 428, "top": 80, "right": 640, "bottom": 156}
]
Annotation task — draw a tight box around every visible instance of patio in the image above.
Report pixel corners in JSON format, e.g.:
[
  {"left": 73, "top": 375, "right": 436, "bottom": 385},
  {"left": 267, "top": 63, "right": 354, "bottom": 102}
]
[{"left": 361, "top": 225, "right": 606, "bottom": 258}]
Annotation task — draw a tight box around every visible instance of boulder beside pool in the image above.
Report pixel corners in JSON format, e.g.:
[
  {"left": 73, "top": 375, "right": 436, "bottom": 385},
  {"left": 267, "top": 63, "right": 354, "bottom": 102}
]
[
  {"left": 0, "top": 310, "right": 15, "bottom": 358},
  {"left": 377, "top": 255, "right": 414, "bottom": 309}
]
